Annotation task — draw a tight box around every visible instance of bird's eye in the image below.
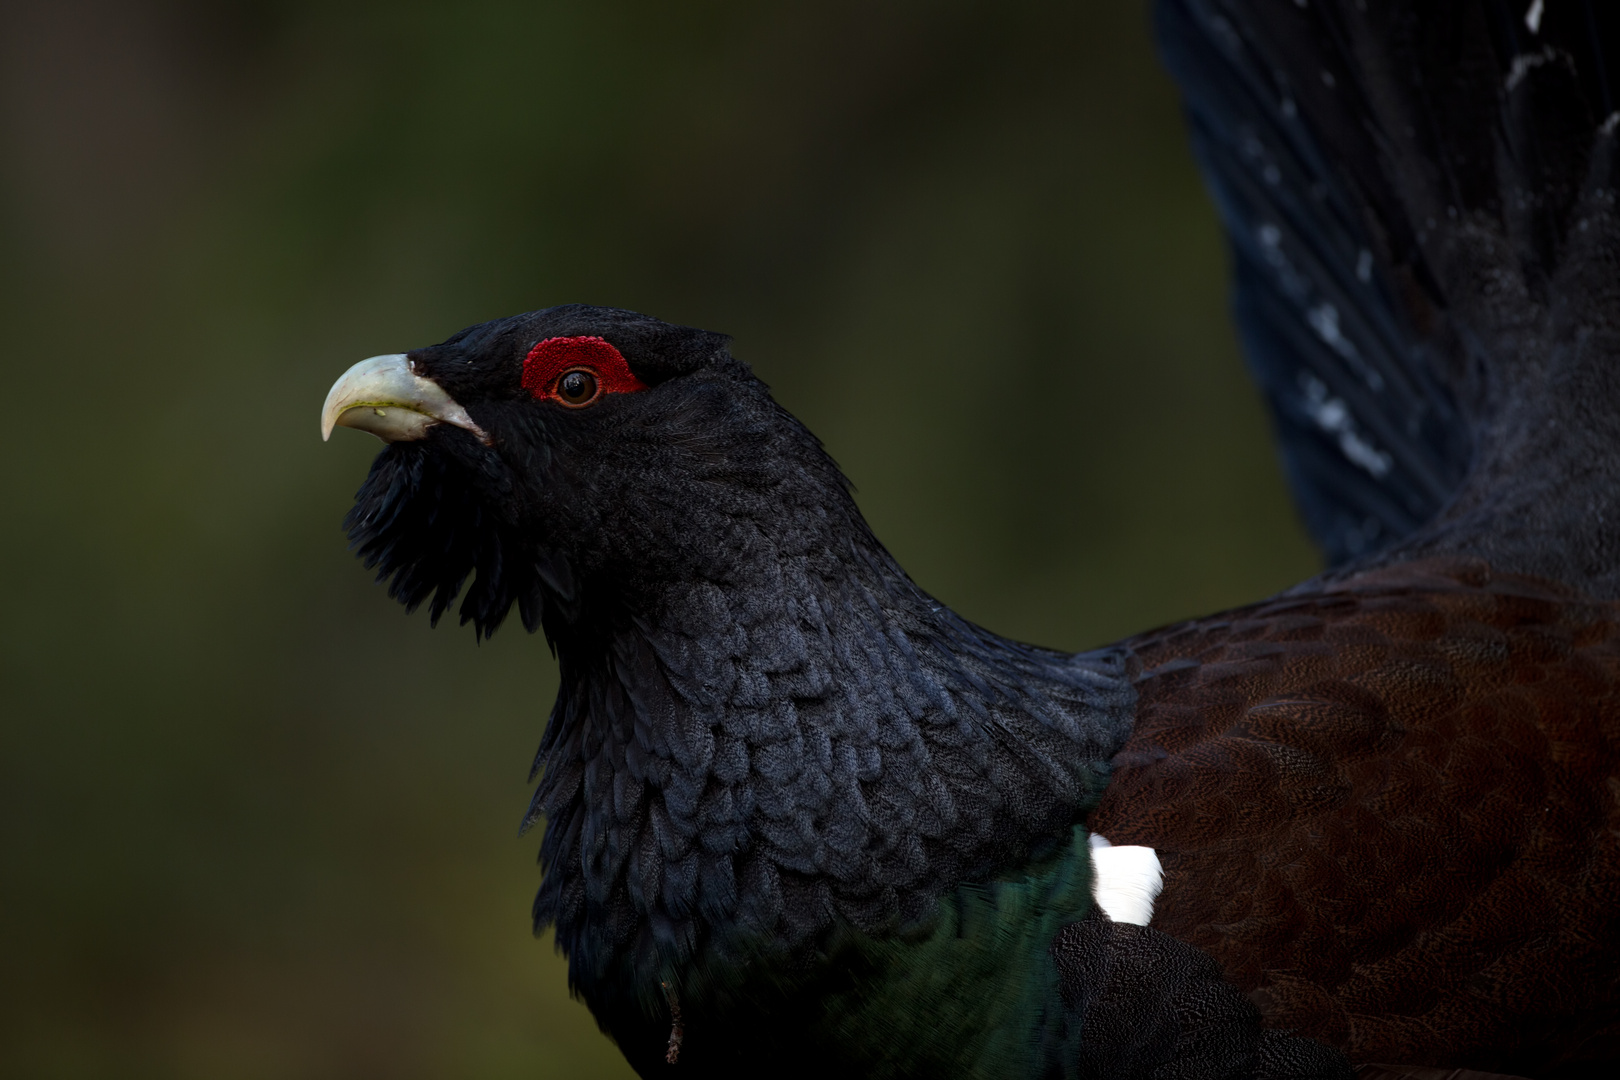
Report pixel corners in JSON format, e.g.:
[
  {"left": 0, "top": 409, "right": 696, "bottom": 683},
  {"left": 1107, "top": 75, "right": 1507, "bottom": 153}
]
[{"left": 556, "top": 368, "right": 600, "bottom": 407}]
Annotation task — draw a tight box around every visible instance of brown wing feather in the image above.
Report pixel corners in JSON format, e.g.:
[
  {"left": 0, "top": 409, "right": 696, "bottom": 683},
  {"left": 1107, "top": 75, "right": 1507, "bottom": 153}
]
[
  {"left": 1089, "top": 559, "right": 1620, "bottom": 1074},
  {"left": 1355, "top": 1068, "right": 1530, "bottom": 1080}
]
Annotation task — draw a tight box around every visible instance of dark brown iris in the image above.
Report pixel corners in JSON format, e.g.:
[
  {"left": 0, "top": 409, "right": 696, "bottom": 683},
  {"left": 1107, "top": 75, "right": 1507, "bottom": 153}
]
[{"left": 557, "top": 368, "right": 599, "bottom": 407}]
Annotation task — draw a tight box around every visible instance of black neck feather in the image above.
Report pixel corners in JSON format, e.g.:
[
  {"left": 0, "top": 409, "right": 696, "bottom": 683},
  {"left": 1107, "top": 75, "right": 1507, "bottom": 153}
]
[{"left": 524, "top": 515, "right": 1134, "bottom": 996}]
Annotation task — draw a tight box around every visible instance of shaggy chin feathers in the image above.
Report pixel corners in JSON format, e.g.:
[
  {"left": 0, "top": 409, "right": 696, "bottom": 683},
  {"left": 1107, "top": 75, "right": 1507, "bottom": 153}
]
[{"left": 345, "top": 439, "right": 542, "bottom": 639}]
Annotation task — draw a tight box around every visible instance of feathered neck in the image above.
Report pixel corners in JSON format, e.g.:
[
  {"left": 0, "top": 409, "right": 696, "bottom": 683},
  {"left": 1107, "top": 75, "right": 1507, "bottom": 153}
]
[
  {"left": 523, "top": 518, "right": 1135, "bottom": 1003},
  {"left": 345, "top": 385, "right": 1136, "bottom": 1017}
]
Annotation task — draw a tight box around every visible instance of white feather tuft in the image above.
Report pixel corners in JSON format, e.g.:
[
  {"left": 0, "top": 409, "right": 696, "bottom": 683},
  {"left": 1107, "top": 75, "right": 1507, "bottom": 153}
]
[{"left": 1087, "top": 833, "right": 1164, "bottom": 926}]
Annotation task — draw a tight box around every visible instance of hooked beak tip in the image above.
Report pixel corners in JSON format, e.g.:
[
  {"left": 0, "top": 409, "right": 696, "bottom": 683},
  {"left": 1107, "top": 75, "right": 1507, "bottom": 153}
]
[{"left": 320, "top": 353, "right": 489, "bottom": 445}]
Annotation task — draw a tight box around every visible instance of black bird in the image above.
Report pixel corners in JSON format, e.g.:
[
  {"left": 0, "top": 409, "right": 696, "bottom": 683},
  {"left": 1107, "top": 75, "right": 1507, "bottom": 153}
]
[{"left": 320, "top": 2, "right": 1620, "bottom": 1077}]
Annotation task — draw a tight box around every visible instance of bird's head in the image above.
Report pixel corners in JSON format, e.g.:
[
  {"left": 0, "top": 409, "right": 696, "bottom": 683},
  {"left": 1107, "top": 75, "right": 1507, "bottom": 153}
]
[{"left": 322, "top": 304, "right": 859, "bottom": 645}]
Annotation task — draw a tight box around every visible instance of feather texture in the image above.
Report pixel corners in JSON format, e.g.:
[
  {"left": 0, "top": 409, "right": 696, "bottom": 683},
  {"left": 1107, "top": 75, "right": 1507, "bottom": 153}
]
[
  {"left": 1094, "top": 559, "right": 1620, "bottom": 1073},
  {"left": 1160, "top": 0, "right": 1620, "bottom": 585}
]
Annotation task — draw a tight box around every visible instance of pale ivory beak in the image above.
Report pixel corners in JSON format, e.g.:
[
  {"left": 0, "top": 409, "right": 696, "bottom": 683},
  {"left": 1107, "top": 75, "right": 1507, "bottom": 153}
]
[{"left": 321, "top": 354, "right": 488, "bottom": 444}]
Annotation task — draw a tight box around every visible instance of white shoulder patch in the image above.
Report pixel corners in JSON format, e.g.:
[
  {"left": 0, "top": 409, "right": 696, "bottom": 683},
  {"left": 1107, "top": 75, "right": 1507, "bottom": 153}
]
[{"left": 1087, "top": 833, "right": 1163, "bottom": 926}]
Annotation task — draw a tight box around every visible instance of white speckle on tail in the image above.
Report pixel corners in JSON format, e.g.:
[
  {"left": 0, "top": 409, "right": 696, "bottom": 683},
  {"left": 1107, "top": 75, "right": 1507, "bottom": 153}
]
[
  {"left": 1088, "top": 833, "right": 1163, "bottom": 926},
  {"left": 1506, "top": 46, "right": 1557, "bottom": 92},
  {"left": 1299, "top": 373, "right": 1394, "bottom": 477},
  {"left": 1526, "top": 0, "right": 1544, "bottom": 34},
  {"left": 1306, "top": 302, "right": 1360, "bottom": 364}
]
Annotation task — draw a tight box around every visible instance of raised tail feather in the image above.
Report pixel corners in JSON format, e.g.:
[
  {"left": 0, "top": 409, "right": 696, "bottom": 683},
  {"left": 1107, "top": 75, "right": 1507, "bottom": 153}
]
[{"left": 1159, "top": 0, "right": 1620, "bottom": 590}]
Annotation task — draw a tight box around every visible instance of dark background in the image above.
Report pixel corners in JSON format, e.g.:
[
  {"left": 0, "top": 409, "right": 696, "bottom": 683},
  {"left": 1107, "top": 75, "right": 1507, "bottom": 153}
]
[{"left": 0, "top": 1, "right": 1317, "bottom": 1076}]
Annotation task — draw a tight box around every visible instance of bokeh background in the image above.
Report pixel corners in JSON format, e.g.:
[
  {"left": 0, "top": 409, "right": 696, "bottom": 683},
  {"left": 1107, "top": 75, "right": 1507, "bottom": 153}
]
[{"left": 0, "top": 1, "right": 1319, "bottom": 1076}]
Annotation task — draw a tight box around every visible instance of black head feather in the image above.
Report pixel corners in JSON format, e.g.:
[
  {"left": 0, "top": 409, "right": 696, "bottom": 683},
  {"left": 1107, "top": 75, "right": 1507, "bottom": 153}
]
[{"left": 343, "top": 304, "right": 743, "bottom": 639}]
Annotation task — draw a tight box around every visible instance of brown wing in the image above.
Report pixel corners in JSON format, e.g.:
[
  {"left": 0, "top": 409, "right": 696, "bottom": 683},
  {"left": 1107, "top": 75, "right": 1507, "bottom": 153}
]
[
  {"left": 1089, "top": 560, "right": 1620, "bottom": 1074},
  {"left": 1355, "top": 1068, "right": 1530, "bottom": 1080}
]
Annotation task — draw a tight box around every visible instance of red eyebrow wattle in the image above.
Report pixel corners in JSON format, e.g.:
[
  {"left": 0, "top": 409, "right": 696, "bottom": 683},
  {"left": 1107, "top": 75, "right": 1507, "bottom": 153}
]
[{"left": 522, "top": 336, "right": 648, "bottom": 400}]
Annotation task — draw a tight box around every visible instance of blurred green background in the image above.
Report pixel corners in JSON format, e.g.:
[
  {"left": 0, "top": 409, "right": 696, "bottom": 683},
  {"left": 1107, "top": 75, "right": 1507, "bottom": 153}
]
[{"left": 0, "top": 1, "right": 1318, "bottom": 1076}]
